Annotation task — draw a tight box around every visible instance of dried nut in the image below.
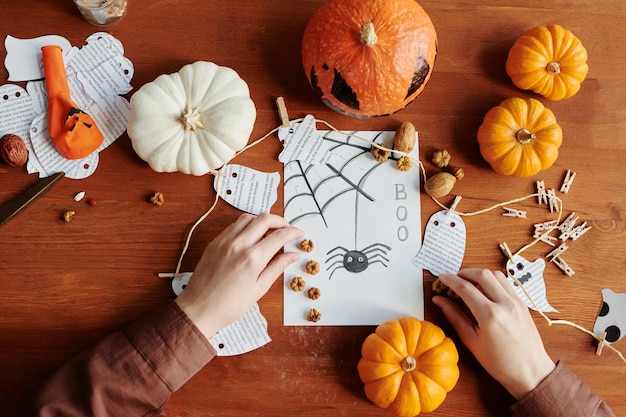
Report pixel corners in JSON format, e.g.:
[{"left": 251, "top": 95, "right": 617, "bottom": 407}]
[
  {"left": 299, "top": 239, "right": 315, "bottom": 252},
  {"left": 150, "top": 191, "right": 164, "bottom": 206},
  {"left": 393, "top": 121, "right": 416, "bottom": 153},
  {"left": 432, "top": 149, "right": 451, "bottom": 168},
  {"left": 445, "top": 165, "right": 465, "bottom": 180},
  {"left": 396, "top": 155, "right": 412, "bottom": 172},
  {"left": 0, "top": 134, "right": 29, "bottom": 167},
  {"left": 305, "top": 260, "right": 320, "bottom": 275},
  {"left": 432, "top": 278, "right": 460, "bottom": 300},
  {"left": 371, "top": 146, "right": 390, "bottom": 162},
  {"left": 290, "top": 276, "right": 306, "bottom": 292},
  {"left": 62, "top": 210, "right": 75, "bottom": 223},
  {"left": 73, "top": 191, "right": 86, "bottom": 202},
  {"left": 306, "top": 308, "right": 322, "bottom": 322},
  {"left": 424, "top": 172, "right": 457, "bottom": 198},
  {"left": 307, "top": 287, "right": 321, "bottom": 300}
]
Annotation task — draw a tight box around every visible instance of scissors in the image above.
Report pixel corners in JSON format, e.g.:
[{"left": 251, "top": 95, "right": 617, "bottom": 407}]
[{"left": 0, "top": 172, "right": 65, "bottom": 226}]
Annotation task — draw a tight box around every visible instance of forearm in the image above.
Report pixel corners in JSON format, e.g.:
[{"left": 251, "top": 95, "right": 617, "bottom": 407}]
[
  {"left": 29, "top": 301, "right": 216, "bottom": 417},
  {"left": 509, "top": 361, "right": 616, "bottom": 417}
]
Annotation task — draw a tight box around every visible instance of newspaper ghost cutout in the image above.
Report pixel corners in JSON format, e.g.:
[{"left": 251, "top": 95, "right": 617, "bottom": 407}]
[
  {"left": 412, "top": 210, "right": 466, "bottom": 276},
  {"left": 506, "top": 255, "right": 558, "bottom": 313},
  {"left": 593, "top": 288, "right": 626, "bottom": 344}
]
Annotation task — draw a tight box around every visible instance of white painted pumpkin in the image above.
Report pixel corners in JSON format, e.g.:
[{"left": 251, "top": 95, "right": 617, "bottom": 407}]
[{"left": 128, "top": 61, "right": 256, "bottom": 175}]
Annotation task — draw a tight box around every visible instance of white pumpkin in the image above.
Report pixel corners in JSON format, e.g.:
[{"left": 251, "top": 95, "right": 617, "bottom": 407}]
[{"left": 128, "top": 61, "right": 256, "bottom": 175}]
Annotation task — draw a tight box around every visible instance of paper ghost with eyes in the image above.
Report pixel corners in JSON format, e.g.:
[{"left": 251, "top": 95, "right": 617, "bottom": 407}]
[
  {"left": 506, "top": 255, "right": 558, "bottom": 313},
  {"left": 593, "top": 288, "right": 626, "bottom": 344},
  {"left": 412, "top": 210, "right": 466, "bottom": 276}
]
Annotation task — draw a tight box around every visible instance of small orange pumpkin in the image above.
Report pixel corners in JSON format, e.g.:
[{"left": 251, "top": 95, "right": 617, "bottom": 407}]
[
  {"left": 506, "top": 24, "right": 588, "bottom": 101},
  {"left": 301, "top": 0, "right": 437, "bottom": 118},
  {"left": 357, "top": 317, "right": 459, "bottom": 417},
  {"left": 477, "top": 97, "right": 563, "bottom": 178}
]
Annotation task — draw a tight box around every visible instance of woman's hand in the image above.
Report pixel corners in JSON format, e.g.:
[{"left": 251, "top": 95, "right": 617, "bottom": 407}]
[
  {"left": 175, "top": 213, "right": 304, "bottom": 340},
  {"left": 433, "top": 268, "right": 556, "bottom": 399}
]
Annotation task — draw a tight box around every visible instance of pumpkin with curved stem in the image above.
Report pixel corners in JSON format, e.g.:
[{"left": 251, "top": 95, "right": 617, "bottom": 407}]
[
  {"left": 477, "top": 97, "right": 563, "bottom": 178},
  {"left": 302, "top": 0, "right": 437, "bottom": 118},
  {"left": 357, "top": 317, "right": 459, "bottom": 416},
  {"left": 506, "top": 24, "right": 588, "bottom": 101},
  {"left": 128, "top": 61, "right": 256, "bottom": 176}
]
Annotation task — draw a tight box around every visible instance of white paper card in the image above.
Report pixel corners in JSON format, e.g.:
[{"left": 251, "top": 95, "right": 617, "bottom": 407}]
[
  {"left": 215, "top": 165, "right": 279, "bottom": 215},
  {"left": 283, "top": 129, "right": 423, "bottom": 326},
  {"left": 412, "top": 210, "right": 466, "bottom": 276}
]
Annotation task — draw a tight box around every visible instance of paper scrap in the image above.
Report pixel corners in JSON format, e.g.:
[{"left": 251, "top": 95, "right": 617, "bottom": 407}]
[
  {"left": 4, "top": 34, "right": 73, "bottom": 82},
  {"left": 170, "top": 272, "right": 271, "bottom": 356},
  {"left": 283, "top": 129, "right": 422, "bottom": 326},
  {"left": 278, "top": 114, "right": 335, "bottom": 165},
  {"left": 412, "top": 210, "right": 466, "bottom": 276},
  {"left": 506, "top": 255, "right": 558, "bottom": 313},
  {"left": 593, "top": 288, "right": 626, "bottom": 344},
  {"left": 215, "top": 165, "right": 279, "bottom": 215}
]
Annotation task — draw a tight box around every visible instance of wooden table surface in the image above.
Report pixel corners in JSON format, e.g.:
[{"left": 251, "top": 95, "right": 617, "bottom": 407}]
[{"left": 1, "top": 1, "right": 625, "bottom": 416}]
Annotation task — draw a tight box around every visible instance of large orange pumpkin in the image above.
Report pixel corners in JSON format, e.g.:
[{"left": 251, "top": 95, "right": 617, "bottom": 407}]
[
  {"left": 357, "top": 317, "right": 459, "bottom": 416},
  {"left": 302, "top": 0, "right": 437, "bottom": 118}
]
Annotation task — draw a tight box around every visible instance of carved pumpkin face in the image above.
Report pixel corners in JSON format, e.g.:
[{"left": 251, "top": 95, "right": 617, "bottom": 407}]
[{"left": 302, "top": 0, "right": 437, "bottom": 118}]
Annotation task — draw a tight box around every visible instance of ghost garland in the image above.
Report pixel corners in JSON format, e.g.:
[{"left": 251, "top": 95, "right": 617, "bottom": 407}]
[{"left": 166, "top": 103, "right": 625, "bottom": 364}]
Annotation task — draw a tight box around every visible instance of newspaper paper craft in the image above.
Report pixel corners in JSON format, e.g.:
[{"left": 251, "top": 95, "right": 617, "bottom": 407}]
[
  {"left": 282, "top": 121, "right": 423, "bottom": 326},
  {"left": 0, "top": 33, "right": 132, "bottom": 179},
  {"left": 171, "top": 273, "right": 271, "bottom": 356}
]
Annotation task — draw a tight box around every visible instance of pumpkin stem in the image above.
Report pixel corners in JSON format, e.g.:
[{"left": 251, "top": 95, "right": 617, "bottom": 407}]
[
  {"left": 360, "top": 21, "right": 378, "bottom": 46},
  {"left": 546, "top": 61, "right": 561, "bottom": 75},
  {"left": 516, "top": 128, "right": 536, "bottom": 145},
  {"left": 401, "top": 356, "right": 417, "bottom": 372},
  {"left": 180, "top": 105, "right": 205, "bottom": 132}
]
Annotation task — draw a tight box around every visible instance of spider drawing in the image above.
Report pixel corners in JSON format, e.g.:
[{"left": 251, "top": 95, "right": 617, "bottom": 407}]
[{"left": 326, "top": 242, "right": 392, "bottom": 280}]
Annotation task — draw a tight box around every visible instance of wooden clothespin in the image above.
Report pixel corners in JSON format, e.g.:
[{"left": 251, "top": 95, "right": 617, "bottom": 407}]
[
  {"left": 560, "top": 170, "right": 576, "bottom": 193},
  {"left": 557, "top": 213, "right": 578, "bottom": 232},
  {"left": 533, "top": 231, "right": 557, "bottom": 247},
  {"left": 275, "top": 96, "right": 290, "bottom": 128},
  {"left": 446, "top": 195, "right": 462, "bottom": 216},
  {"left": 546, "top": 242, "right": 568, "bottom": 261},
  {"left": 536, "top": 180, "right": 547, "bottom": 205},
  {"left": 499, "top": 242, "right": 515, "bottom": 264},
  {"left": 534, "top": 220, "right": 558, "bottom": 232},
  {"left": 551, "top": 256, "right": 575, "bottom": 276},
  {"left": 596, "top": 331, "right": 608, "bottom": 355},
  {"left": 570, "top": 222, "right": 592, "bottom": 240},
  {"left": 502, "top": 206, "right": 527, "bottom": 218},
  {"left": 547, "top": 189, "right": 559, "bottom": 213}
]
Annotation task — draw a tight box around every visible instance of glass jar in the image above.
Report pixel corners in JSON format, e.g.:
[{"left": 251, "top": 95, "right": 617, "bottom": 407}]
[{"left": 73, "top": 0, "right": 128, "bottom": 27}]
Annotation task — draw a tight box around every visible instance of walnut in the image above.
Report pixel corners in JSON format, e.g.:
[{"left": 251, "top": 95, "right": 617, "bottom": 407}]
[
  {"left": 62, "top": 210, "right": 75, "bottom": 223},
  {"left": 424, "top": 171, "right": 457, "bottom": 198},
  {"left": 432, "top": 278, "right": 460, "bottom": 300},
  {"left": 432, "top": 149, "right": 451, "bottom": 168},
  {"left": 306, "top": 308, "right": 322, "bottom": 322},
  {"left": 307, "top": 287, "right": 321, "bottom": 300},
  {"left": 371, "top": 146, "right": 390, "bottom": 162},
  {"left": 149, "top": 191, "right": 164, "bottom": 206},
  {"left": 0, "top": 134, "right": 29, "bottom": 167},
  {"left": 290, "top": 276, "right": 306, "bottom": 292},
  {"left": 396, "top": 155, "right": 412, "bottom": 172},
  {"left": 393, "top": 121, "right": 416, "bottom": 153},
  {"left": 305, "top": 260, "right": 320, "bottom": 275},
  {"left": 299, "top": 239, "right": 315, "bottom": 253}
]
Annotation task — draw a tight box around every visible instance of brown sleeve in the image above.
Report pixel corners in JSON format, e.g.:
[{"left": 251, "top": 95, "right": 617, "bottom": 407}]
[
  {"left": 508, "top": 361, "right": 616, "bottom": 417},
  {"left": 29, "top": 300, "right": 217, "bottom": 417}
]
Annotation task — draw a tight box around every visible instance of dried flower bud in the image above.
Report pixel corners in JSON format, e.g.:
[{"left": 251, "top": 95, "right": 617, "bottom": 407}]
[
  {"left": 62, "top": 210, "right": 75, "bottom": 223},
  {"left": 290, "top": 276, "right": 306, "bottom": 292},
  {"left": 305, "top": 260, "right": 320, "bottom": 275},
  {"left": 307, "top": 287, "right": 321, "bottom": 300},
  {"left": 306, "top": 308, "right": 322, "bottom": 322},
  {"left": 396, "top": 155, "right": 412, "bottom": 172},
  {"left": 299, "top": 239, "right": 315, "bottom": 252},
  {"left": 446, "top": 165, "right": 465, "bottom": 180},
  {"left": 432, "top": 278, "right": 460, "bottom": 300},
  {"left": 150, "top": 191, "right": 164, "bottom": 206},
  {"left": 371, "top": 146, "right": 390, "bottom": 162},
  {"left": 432, "top": 149, "right": 451, "bottom": 168}
]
